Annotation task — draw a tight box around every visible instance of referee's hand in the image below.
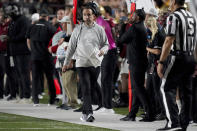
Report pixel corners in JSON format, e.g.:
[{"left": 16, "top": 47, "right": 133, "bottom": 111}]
[{"left": 157, "top": 63, "right": 164, "bottom": 78}]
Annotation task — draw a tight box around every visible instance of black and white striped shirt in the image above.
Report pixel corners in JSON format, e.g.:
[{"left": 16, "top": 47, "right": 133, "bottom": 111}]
[{"left": 166, "top": 7, "right": 197, "bottom": 53}]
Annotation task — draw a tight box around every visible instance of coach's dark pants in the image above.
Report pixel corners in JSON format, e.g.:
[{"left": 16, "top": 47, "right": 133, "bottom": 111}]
[
  {"left": 77, "top": 67, "right": 100, "bottom": 115},
  {"left": 161, "top": 55, "right": 195, "bottom": 129},
  {"left": 101, "top": 48, "right": 117, "bottom": 109}
]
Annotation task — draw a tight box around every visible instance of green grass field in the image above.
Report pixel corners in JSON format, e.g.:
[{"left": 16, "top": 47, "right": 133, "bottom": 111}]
[
  {"left": 0, "top": 106, "right": 143, "bottom": 131},
  {"left": 0, "top": 105, "right": 144, "bottom": 131},
  {"left": 0, "top": 113, "right": 116, "bottom": 131}
]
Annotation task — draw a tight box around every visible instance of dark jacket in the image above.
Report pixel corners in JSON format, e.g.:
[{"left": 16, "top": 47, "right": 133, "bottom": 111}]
[
  {"left": 147, "top": 27, "right": 166, "bottom": 73},
  {"left": 26, "top": 19, "right": 56, "bottom": 60},
  {"left": 148, "top": 27, "right": 166, "bottom": 62},
  {"left": 8, "top": 15, "right": 30, "bottom": 56},
  {"left": 118, "top": 21, "right": 148, "bottom": 66}
]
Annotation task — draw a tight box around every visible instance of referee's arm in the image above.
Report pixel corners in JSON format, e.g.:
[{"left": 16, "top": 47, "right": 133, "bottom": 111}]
[
  {"left": 157, "top": 14, "right": 177, "bottom": 78},
  {"left": 157, "top": 36, "right": 175, "bottom": 78}
]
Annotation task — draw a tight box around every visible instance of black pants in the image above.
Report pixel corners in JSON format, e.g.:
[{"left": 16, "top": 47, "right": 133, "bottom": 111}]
[
  {"left": 77, "top": 67, "right": 100, "bottom": 115},
  {"left": 32, "top": 58, "right": 56, "bottom": 104},
  {"left": 101, "top": 49, "right": 117, "bottom": 109},
  {"left": 146, "top": 73, "right": 156, "bottom": 115},
  {"left": 161, "top": 55, "right": 195, "bottom": 129},
  {"left": 0, "top": 54, "right": 7, "bottom": 98},
  {"left": 192, "top": 76, "right": 197, "bottom": 122},
  {"left": 38, "top": 71, "right": 44, "bottom": 95},
  {"left": 128, "top": 75, "right": 141, "bottom": 118},
  {"left": 4, "top": 76, "right": 10, "bottom": 96},
  {"left": 0, "top": 54, "right": 17, "bottom": 98},
  {"left": 146, "top": 72, "right": 165, "bottom": 115},
  {"left": 91, "top": 78, "right": 102, "bottom": 106},
  {"left": 129, "top": 64, "right": 152, "bottom": 118},
  {"left": 14, "top": 55, "right": 31, "bottom": 98},
  {"left": 77, "top": 82, "right": 82, "bottom": 100}
]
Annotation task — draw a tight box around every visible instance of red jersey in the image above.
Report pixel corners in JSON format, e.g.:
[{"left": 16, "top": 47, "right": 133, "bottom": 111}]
[
  {"left": 0, "top": 22, "right": 9, "bottom": 52},
  {"left": 48, "top": 25, "right": 63, "bottom": 53}
]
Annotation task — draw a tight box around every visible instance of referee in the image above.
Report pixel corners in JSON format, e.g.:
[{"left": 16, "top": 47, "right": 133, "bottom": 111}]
[{"left": 157, "top": 0, "right": 197, "bottom": 131}]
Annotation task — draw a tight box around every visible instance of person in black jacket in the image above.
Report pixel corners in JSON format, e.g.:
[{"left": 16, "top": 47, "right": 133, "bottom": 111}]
[
  {"left": 4, "top": 3, "right": 31, "bottom": 101},
  {"left": 0, "top": 10, "right": 17, "bottom": 100},
  {"left": 26, "top": 9, "right": 57, "bottom": 106},
  {"left": 118, "top": 8, "right": 154, "bottom": 122},
  {"left": 145, "top": 15, "right": 167, "bottom": 121}
]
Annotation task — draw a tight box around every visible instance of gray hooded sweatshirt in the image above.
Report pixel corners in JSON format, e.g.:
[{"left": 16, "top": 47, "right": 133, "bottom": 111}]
[{"left": 63, "top": 23, "right": 109, "bottom": 67}]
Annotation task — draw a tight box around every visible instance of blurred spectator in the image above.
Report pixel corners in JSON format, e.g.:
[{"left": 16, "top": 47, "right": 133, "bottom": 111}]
[
  {"left": 51, "top": 16, "right": 57, "bottom": 27},
  {"left": 48, "top": 8, "right": 65, "bottom": 57},
  {"left": 31, "top": 13, "right": 39, "bottom": 24},
  {"left": 47, "top": 9, "right": 66, "bottom": 106},
  {"left": 4, "top": 3, "right": 31, "bottom": 101},
  {"left": 118, "top": 9, "right": 154, "bottom": 122},
  {"left": 145, "top": 9, "right": 166, "bottom": 121},
  {"left": 103, "top": 6, "right": 115, "bottom": 27},
  {"left": 50, "top": 16, "right": 74, "bottom": 110},
  {"left": 57, "top": 17, "right": 78, "bottom": 108},
  {"left": 0, "top": 10, "right": 17, "bottom": 100},
  {"left": 26, "top": 9, "right": 56, "bottom": 106},
  {"left": 103, "top": 6, "right": 116, "bottom": 39},
  {"left": 93, "top": 2, "right": 117, "bottom": 114},
  {"left": 54, "top": 9, "right": 65, "bottom": 29},
  {"left": 115, "top": 19, "right": 131, "bottom": 108}
]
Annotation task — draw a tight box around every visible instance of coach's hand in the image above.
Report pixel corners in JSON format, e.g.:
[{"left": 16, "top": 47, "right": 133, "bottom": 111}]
[{"left": 98, "top": 50, "right": 104, "bottom": 57}]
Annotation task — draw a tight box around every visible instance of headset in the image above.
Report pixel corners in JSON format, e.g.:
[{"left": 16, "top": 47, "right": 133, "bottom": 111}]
[{"left": 83, "top": 1, "right": 101, "bottom": 17}]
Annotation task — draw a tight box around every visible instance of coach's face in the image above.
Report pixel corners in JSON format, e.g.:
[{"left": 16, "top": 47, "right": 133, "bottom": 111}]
[{"left": 83, "top": 8, "right": 94, "bottom": 26}]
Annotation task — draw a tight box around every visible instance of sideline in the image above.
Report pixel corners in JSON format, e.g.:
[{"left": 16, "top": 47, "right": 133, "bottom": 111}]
[{"left": 0, "top": 100, "right": 196, "bottom": 131}]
